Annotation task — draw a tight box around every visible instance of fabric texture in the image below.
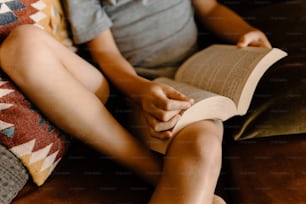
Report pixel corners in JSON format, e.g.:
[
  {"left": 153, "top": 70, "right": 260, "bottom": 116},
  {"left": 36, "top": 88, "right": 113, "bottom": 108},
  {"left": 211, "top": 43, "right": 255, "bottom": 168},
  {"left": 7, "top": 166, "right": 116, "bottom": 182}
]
[
  {"left": 0, "top": 0, "right": 75, "bottom": 51},
  {"left": 64, "top": 0, "right": 198, "bottom": 78},
  {"left": 0, "top": 75, "right": 68, "bottom": 186},
  {"left": 63, "top": 0, "right": 112, "bottom": 45},
  {"left": 0, "top": 143, "right": 29, "bottom": 204}
]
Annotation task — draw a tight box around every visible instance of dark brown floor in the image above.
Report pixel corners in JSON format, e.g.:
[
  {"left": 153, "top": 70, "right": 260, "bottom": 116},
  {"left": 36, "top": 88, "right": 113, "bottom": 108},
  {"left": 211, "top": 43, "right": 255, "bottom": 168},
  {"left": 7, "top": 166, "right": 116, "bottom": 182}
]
[{"left": 13, "top": 139, "right": 230, "bottom": 204}]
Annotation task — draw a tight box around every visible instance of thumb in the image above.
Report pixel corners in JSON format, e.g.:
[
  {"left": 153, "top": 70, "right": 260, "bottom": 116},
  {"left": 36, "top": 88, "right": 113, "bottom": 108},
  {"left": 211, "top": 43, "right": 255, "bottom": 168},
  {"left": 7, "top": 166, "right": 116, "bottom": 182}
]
[
  {"left": 163, "top": 86, "right": 194, "bottom": 109},
  {"left": 237, "top": 35, "right": 250, "bottom": 48},
  {"left": 165, "top": 86, "right": 193, "bottom": 101}
]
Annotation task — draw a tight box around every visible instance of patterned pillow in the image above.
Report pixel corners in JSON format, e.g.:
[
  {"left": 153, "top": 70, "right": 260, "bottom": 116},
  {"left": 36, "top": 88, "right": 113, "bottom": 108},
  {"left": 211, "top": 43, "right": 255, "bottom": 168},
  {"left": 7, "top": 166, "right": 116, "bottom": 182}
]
[
  {"left": 0, "top": 75, "right": 68, "bottom": 186},
  {"left": 0, "top": 0, "right": 72, "bottom": 186},
  {"left": 0, "top": 0, "right": 76, "bottom": 51}
]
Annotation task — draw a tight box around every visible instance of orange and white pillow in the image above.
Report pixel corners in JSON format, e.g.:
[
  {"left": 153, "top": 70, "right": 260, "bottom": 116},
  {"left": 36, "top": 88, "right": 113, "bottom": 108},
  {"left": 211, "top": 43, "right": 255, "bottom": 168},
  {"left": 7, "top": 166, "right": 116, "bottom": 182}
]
[{"left": 0, "top": 0, "right": 76, "bottom": 51}]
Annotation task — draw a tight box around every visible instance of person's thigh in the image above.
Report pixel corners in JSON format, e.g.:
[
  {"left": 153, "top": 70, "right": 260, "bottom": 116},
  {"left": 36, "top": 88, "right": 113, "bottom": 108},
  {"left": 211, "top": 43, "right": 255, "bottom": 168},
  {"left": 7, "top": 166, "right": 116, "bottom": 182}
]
[
  {"left": 1, "top": 25, "right": 108, "bottom": 99},
  {"left": 44, "top": 31, "right": 109, "bottom": 99}
]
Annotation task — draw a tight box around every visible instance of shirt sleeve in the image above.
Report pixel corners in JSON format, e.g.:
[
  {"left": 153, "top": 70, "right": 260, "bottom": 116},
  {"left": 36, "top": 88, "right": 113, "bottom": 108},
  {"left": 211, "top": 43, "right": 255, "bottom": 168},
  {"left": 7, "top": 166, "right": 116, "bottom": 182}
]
[{"left": 63, "top": 0, "right": 112, "bottom": 44}]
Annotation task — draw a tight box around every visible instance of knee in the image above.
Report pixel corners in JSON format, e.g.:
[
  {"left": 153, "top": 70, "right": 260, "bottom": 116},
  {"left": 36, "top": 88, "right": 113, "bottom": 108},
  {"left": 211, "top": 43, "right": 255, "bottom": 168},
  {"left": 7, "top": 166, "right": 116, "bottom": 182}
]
[
  {"left": 7, "top": 24, "right": 45, "bottom": 39},
  {"left": 171, "top": 120, "right": 223, "bottom": 167},
  {"left": 0, "top": 25, "right": 47, "bottom": 63},
  {"left": 0, "top": 25, "right": 51, "bottom": 79},
  {"left": 1, "top": 25, "right": 44, "bottom": 52}
]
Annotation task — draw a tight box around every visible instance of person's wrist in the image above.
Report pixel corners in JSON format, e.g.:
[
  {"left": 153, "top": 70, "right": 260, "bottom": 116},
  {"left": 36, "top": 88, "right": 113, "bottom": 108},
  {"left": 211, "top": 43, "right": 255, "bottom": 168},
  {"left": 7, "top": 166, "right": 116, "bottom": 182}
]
[{"left": 126, "top": 76, "right": 151, "bottom": 104}]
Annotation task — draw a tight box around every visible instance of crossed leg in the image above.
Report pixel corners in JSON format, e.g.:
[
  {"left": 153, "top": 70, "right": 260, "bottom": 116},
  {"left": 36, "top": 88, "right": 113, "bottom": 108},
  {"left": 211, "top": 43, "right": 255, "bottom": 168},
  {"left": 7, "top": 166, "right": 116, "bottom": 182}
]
[
  {"left": 149, "top": 119, "right": 225, "bottom": 204},
  {"left": 0, "top": 25, "right": 226, "bottom": 203},
  {"left": 0, "top": 25, "right": 161, "bottom": 184}
]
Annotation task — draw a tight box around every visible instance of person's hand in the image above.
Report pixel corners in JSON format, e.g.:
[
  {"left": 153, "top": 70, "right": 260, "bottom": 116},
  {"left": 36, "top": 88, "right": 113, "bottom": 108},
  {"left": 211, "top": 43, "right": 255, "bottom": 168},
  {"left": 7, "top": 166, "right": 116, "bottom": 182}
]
[
  {"left": 137, "top": 81, "right": 193, "bottom": 140},
  {"left": 237, "top": 30, "right": 272, "bottom": 48}
]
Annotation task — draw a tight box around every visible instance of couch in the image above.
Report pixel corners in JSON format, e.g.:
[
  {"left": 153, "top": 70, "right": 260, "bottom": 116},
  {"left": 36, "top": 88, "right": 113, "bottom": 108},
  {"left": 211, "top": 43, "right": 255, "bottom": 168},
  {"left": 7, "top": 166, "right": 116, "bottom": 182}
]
[{"left": 8, "top": 0, "right": 306, "bottom": 203}]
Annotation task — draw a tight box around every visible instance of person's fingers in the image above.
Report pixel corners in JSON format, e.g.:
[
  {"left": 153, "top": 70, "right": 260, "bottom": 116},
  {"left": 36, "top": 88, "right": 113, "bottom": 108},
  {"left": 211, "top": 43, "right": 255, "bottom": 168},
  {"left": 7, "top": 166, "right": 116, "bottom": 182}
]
[
  {"left": 151, "top": 108, "right": 180, "bottom": 122},
  {"left": 144, "top": 112, "right": 181, "bottom": 132},
  {"left": 237, "top": 35, "right": 250, "bottom": 48},
  {"left": 149, "top": 129, "right": 172, "bottom": 140},
  {"left": 156, "top": 86, "right": 193, "bottom": 111},
  {"left": 237, "top": 31, "right": 272, "bottom": 48},
  {"left": 142, "top": 98, "right": 181, "bottom": 121},
  {"left": 141, "top": 85, "right": 192, "bottom": 121},
  {"left": 165, "top": 85, "right": 193, "bottom": 103}
]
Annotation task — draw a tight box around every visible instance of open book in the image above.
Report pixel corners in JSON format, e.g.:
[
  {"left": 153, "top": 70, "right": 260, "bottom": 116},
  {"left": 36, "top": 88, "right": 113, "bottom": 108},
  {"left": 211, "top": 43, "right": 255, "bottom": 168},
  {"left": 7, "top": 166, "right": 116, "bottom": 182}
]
[{"left": 130, "top": 44, "right": 287, "bottom": 154}]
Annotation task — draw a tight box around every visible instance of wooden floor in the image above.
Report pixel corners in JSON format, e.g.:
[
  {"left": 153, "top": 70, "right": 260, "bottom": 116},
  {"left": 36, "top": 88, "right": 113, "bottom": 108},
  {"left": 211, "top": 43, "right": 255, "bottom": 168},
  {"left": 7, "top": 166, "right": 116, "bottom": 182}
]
[
  {"left": 13, "top": 140, "right": 154, "bottom": 204},
  {"left": 13, "top": 139, "right": 230, "bottom": 203}
]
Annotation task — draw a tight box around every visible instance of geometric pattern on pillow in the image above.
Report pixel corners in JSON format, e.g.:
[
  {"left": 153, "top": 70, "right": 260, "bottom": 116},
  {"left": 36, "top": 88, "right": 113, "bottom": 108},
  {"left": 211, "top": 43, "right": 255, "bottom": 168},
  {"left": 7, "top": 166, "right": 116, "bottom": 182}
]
[
  {"left": 30, "top": 0, "right": 76, "bottom": 51},
  {"left": 0, "top": 0, "right": 76, "bottom": 51},
  {"left": 0, "top": 0, "right": 74, "bottom": 187},
  {"left": 0, "top": 77, "right": 68, "bottom": 186}
]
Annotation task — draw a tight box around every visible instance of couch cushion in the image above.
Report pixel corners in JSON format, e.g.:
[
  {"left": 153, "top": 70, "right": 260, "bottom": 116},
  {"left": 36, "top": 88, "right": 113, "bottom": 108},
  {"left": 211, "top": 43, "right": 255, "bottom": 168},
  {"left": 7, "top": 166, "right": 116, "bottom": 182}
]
[{"left": 0, "top": 143, "right": 28, "bottom": 204}]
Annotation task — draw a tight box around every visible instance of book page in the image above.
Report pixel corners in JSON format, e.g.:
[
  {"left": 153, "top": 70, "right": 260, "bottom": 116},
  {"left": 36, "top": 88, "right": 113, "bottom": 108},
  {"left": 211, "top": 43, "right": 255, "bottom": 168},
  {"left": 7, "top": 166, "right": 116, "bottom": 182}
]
[
  {"left": 175, "top": 45, "right": 287, "bottom": 114},
  {"left": 155, "top": 77, "right": 220, "bottom": 103}
]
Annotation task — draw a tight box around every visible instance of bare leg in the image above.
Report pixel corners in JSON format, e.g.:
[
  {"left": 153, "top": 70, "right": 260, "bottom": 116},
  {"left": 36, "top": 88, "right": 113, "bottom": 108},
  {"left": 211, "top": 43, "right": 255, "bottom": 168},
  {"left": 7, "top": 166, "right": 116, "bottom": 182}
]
[
  {"left": 149, "top": 120, "right": 224, "bottom": 204},
  {"left": 0, "top": 25, "right": 225, "bottom": 203},
  {"left": 213, "top": 195, "right": 226, "bottom": 204},
  {"left": 0, "top": 25, "right": 161, "bottom": 184}
]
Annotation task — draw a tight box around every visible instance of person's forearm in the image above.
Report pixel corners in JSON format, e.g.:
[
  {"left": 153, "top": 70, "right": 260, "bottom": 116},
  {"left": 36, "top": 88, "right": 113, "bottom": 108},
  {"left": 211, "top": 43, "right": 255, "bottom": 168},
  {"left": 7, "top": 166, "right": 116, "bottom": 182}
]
[
  {"left": 194, "top": 1, "right": 257, "bottom": 43},
  {"left": 87, "top": 29, "right": 149, "bottom": 100}
]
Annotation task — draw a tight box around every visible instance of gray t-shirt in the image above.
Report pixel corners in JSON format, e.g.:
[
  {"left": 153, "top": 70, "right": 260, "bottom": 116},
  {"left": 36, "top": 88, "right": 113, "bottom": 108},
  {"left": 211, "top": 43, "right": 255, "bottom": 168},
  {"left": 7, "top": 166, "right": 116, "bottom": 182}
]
[{"left": 64, "top": 0, "right": 199, "bottom": 78}]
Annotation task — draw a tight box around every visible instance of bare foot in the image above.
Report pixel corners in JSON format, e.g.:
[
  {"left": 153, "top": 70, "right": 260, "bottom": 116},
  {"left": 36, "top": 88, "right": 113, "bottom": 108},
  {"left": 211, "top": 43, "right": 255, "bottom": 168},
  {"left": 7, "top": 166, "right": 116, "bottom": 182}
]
[{"left": 213, "top": 195, "right": 226, "bottom": 204}]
